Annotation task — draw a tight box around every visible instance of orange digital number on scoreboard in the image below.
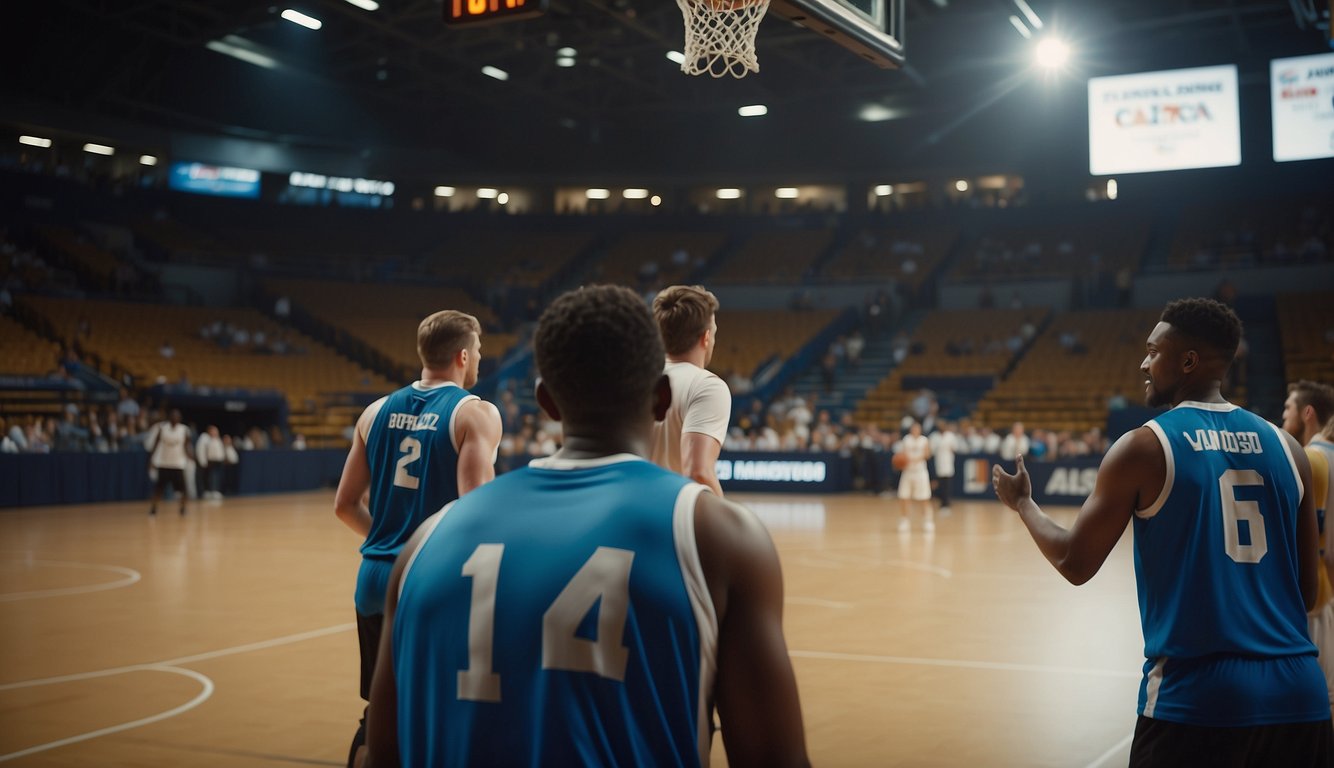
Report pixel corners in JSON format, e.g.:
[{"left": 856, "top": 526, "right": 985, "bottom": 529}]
[{"left": 445, "top": 0, "right": 546, "bottom": 26}]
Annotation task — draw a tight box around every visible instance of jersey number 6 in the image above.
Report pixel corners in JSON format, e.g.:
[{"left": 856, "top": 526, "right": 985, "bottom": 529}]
[{"left": 1220, "top": 469, "right": 1268, "bottom": 564}]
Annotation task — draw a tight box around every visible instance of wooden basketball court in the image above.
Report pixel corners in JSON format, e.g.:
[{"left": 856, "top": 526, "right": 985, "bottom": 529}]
[{"left": 0, "top": 491, "right": 1143, "bottom": 766}]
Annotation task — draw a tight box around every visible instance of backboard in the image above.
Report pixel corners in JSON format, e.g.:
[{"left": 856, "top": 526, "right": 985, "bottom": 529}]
[{"left": 770, "top": 0, "right": 904, "bottom": 69}]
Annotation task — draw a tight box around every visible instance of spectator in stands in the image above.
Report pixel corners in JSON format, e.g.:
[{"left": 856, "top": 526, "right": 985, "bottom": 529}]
[
  {"left": 159, "top": 340, "right": 174, "bottom": 359},
  {"left": 846, "top": 330, "right": 865, "bottom": 370},
  {"left": 931, "top": 420, "right": 960, "bottom": 514},
  {"left": 820, "top": 350, "right": 838, "bottom": 394},
  {"left": 196, "top": 426, "right": 226, "bottom": 500},
  {"left": 116, "top": 388, "right": 140, "bottom": 421},
  {"left": 1000, "top": 422, "right": 1030, "bottom": 458},
  {"left": 292, "top": 433, "right": 307, "bottom": 451},
  {"left": 1107, "top": 387, "right": 1129, "bottom": 411},
  {"left": 221, "top": 435, "right": 240, "bottom": 494},
  {"left": 274, "top": 295, "right": 291, "bottom": 319},
  {"left": 1, "top": 419, "right": 17, "bottom": 453}
]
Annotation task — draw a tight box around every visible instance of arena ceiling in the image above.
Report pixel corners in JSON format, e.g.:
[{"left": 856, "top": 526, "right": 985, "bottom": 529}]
[{"left": 3, "top": 0, "right": 1329, "bottom": 178}]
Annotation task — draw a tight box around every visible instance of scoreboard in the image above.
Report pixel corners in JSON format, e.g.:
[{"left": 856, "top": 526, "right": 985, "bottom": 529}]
[{"left": 444, "top": 0, "right": 547, "bottom": 26}]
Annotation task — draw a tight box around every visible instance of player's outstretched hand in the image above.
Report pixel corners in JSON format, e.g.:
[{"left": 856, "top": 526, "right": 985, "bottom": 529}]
[{"left": 992, "top": 455, "right": 1031, "bottom": 511}]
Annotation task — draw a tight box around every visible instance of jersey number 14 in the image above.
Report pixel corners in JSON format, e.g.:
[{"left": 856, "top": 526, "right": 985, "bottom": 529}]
[{"left": 457, "top": 544, "right": 634, "bottom": 702}]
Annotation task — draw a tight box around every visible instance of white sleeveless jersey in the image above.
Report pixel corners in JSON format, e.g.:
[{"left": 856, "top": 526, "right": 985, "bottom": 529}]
[
  {"left": 650, "top": 361, "right": 730, "bottom": 475},
  {"left": 149, "top": 422, "right": 191, "bottom": 469}
]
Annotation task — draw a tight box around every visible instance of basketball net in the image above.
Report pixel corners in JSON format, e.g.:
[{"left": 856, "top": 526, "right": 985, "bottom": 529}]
[{"left": 676, "top": 0, "right": 772, "bottom": 78}]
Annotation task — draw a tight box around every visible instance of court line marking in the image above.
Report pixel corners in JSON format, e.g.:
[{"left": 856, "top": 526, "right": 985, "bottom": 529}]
[
  {"left": 0, "top": 622, "right": 357, "bottom": 691},
  {"left": 1084, "top": 732, "right": 1134, "bottom": 768},
  {"left": 0, "top": 560, "right": 142, "bottom": 602},
  {"left": 789, "top": 649, "right": 1141, "bottom": 679},
  {"left": 0, "top": 665, "right": 214, "bottom": 763}
]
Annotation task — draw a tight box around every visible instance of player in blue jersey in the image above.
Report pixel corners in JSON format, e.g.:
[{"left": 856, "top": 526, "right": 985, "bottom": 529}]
[
  {"left": 993, "top": 298, "right": 1331, "bottom": 766},
  {"left": 335, "top": 309, "right": 503, "bottom": 768},
  {"left": 360, "top": 285, "right": 809, "bottom": 767}
]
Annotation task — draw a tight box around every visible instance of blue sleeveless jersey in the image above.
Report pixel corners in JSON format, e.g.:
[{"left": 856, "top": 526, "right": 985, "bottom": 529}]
[
  {"left": 393, "top": 455, "right": 717, "bottom": 767},
  {"left": 356, "top": 381, "right": 477, "bottom": 615},
  {"left": 1134, "top": 401, "right": 1327, "bottom": 725}
]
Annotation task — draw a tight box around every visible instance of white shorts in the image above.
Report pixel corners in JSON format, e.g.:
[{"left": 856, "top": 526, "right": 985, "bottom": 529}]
[
  {"left": 897, "top": 467, "right": 931, "bottom": 501},
  {"left": 1309, "top": 600, "right": 1334, "bottom": 708}
]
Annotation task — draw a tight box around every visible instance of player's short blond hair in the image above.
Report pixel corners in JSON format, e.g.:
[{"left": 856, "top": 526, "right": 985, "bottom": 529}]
[
  {"left": 417, "top": 310, "right": 480, "bottom": 370},
  {"left": 653, "top": 285, "right": 719, "bottom": 356}
]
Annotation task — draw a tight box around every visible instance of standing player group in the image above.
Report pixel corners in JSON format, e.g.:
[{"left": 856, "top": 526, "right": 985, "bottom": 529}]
[{"left": 334, "top": 288, "right": 1334, "bottom": 766}]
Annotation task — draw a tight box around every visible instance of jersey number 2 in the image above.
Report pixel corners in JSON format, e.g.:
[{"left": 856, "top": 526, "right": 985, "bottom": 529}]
[
  {"left": 393, "top": 437, "right": 422, "bottom": 490},
  {"left": 1220, "top": 469, "right": 1268, "bottom": 564},
  {"left": 457, "top": 544, "right": 635, "bottom": 703}
]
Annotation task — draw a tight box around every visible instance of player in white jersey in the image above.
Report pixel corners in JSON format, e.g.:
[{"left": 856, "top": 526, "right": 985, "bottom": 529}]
[
  {"left": 147, "top": 409, "right": 193, "bottom": 516},
  {"left": 1283, "top": 379, "right": 1334, "bottom": 718},
  {"left": 930, "top": 420, "right": 960, "bottom": 514},
  {"left": 650, "top": 285, "right": 729, "bottom": 497},
  {"left": 897, "top": 421, "right": 933, "bottom": 532}
]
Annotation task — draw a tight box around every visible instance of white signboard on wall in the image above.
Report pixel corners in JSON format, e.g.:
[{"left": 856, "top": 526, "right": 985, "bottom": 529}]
[
  {"left": 1088, "top": 64, "right": 1241, "bottom": 175},
  {"left": 1271, "top": 52, "right": 1334, "bottom": 162}
]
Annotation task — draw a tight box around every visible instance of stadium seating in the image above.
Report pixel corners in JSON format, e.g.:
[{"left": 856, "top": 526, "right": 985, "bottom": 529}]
[
  {"left": 18, "top": 296, "right": 392, "bottom": 445},
  {"left": 710, "top": 229, "right": 832, "bottom": 284},
  {"left": 1278, "top": 291, "right": 1334, "bottom": 385},
  {"left": 855, "top": 308, "right": 1040, "bottom": 429},
  {"left": 266, "top": 278, "right": 517, "bottom": 380},
  {"left": 591, "top": 230, "right": 726, "bottom": 288},
  {"left": 973, "top": 309, "right": 1159, "bottom": 434},
  {"left": 710, "top": 309, "right": 840, "bottom": 381},
  {"left": 819, "top": 226, "right": 954, "bottom": 293},
  {"left": 0, "top": 314, "right": 60, "bottom": 378}
]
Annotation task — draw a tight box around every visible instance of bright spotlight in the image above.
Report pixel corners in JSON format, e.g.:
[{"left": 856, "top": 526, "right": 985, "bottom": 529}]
[
  {"left": 954, "top": 180, "right": 969, "bottom": 192},
  {"left": 1035, "top": 37, "right": 1070, "bottom": 69}
]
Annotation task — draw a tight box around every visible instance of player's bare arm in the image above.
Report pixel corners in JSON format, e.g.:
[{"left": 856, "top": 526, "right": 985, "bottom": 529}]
[
  {"left": 993, "top": 427, "right": 1162, "bottom": 585},
  {"left": 693, "top": 491, "right": 809, "bottom": 767},
  {"left": 334, "top": 400, "right": 382, "bottom": 538},
  {"left": 682, "top": 431, "right": 725, "bottom": 497},
  {"left": 1282, "top": 429, "right": 1319, "bottom": 610},
  {"left": 455, "top": 399, "right": 502, "bottom": 496}
]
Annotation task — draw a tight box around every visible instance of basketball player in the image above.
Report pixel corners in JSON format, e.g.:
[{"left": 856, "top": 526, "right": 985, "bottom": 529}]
[
  {"left": 993, "top": 298, "right": 1331, "bottom": 765},
  {"left": 361, "top": 285, "right": 809, "bottom": 767},
  {"left": 650, "top": 285, "right": 728, "bottom": 497},
  {"left": 930, "top": 419, "right": 960, "bottom": 515},
  {"left": 1283, "top": 379, "right": 1334, "bottom": 718},
  {"left": 146, "top": 409, "right": 192, "bottom": 516},
  {"left": 334, "top": 310, "right": 503, "bottom": 768},
  {"left": 897, "top": 421, "right": 933, "bottom": 532}
]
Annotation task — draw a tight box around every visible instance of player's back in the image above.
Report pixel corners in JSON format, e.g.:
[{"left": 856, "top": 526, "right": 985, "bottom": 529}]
[
  {"left": 649, "top": 361, "right": 728, "bottom": 474},
  {"left": 363, "top": 381, "right": 477, "bottom": 559},
  {"left": 393, "top": 455, "right": 714, "bottom": 767},
  {"left": 1137, "top": 401, "right": 1310, "bottom": 659}
]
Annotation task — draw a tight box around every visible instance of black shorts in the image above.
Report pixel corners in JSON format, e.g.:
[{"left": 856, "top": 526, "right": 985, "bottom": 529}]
[
  {"left": 356, "top": 610, "right": 384, "bottom": 701},
  {"left": 154, "top": 468, "right": 186, "bottom": 494},
  {"left": 1130, "top": 715, "right": 1334, "bottom": 767}
]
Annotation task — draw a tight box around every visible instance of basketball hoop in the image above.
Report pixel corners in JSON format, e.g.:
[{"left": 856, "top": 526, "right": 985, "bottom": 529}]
[{"left": 676, "top": 0, "right": 772, "bottom": 78}]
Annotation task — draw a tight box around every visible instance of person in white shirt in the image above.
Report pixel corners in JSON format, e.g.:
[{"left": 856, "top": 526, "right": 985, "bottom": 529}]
[
  {"left": 196, "top": 425, "right": 226, "bottom": 499},
  {"left": 147, "top": 409, "right": 193, "bottom": 515},
  {"left": 999, "top": 422, "right": 1031, "bottom": 459},
  {"left": 897, "top": 421, "right": 934, "bottom": 532},
  {"left": 930, "top": 421, "right": 960, "bottom": 514},
  {"left": 649, "top": 285, "right": 729, "bottom": 497}
]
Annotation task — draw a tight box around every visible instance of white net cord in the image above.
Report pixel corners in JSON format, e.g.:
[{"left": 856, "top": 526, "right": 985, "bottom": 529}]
[{"left": 675, "top": 0, "right": 772, "bottom": 78}]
